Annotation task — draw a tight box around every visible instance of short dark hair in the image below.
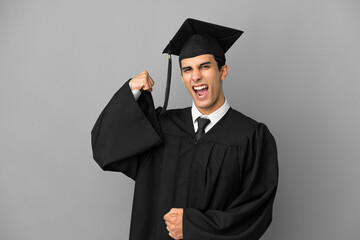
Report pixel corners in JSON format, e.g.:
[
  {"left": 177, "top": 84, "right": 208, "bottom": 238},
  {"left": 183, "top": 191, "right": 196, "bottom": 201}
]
[{"left": 214, "top": 56, "right": 225, "bottom": 70}]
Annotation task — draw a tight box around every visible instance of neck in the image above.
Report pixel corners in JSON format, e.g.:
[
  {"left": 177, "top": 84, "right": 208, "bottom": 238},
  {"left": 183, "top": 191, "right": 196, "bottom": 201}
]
[{"left": 196, "top": 96, "right": 225, "bottom": 115}]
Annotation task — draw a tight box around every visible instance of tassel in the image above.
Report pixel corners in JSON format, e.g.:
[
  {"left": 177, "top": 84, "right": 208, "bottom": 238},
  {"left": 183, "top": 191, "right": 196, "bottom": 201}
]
[{"left": 161, "top": 52, "right": 172, "bottom": 116}]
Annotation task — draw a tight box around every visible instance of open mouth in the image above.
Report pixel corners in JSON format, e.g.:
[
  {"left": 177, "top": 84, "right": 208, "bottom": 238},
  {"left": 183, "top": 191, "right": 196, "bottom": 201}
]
[{"left": 193, "top": 84, "right": 208, "bottom": 97}]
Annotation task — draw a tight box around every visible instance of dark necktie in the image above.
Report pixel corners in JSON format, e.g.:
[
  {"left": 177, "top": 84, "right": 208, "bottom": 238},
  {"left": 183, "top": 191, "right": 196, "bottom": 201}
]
[{"left": 195, "top": 117, "right": 211, "bottom": 141}]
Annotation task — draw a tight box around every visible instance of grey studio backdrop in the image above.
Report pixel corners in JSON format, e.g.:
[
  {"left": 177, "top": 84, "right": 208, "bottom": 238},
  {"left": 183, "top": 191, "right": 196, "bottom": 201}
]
[{"left": 0, "top": 0, "right": 359, "bottom": 239}]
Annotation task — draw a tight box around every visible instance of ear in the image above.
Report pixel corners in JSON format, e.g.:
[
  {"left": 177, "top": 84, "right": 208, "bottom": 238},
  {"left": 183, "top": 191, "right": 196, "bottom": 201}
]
[{"left": 220, "top": 65, "right": 228, "bottom": 81}]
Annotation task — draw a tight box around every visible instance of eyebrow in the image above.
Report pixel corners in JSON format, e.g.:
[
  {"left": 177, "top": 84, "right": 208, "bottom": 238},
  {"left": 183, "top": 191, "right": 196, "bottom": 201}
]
[
  {"left": 199, "top": 61, "right": 211, "bottom": 66},
  {"left": 182, "top": 61, "right": 212, "bottom": 71}
]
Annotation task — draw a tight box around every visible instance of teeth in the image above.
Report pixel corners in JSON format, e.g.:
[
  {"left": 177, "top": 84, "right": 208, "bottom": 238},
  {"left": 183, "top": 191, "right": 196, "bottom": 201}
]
[{"left": 193, "top": 85, "right": 208, "bottom": 91}]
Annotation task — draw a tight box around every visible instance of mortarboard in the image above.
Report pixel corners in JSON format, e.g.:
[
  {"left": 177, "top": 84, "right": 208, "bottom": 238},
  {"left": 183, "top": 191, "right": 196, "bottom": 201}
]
[{"left": 161, "top": 18, "right": 243, "bottom": 115}]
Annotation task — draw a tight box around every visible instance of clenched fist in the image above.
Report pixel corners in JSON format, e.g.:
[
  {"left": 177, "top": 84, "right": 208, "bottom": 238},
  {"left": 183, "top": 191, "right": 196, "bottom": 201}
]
[
  {"left": 129, "top": 70, "right": 155, "bottom": 92},
  {"left": 164, "top": 208, "right": 183, "bottom": 240}
]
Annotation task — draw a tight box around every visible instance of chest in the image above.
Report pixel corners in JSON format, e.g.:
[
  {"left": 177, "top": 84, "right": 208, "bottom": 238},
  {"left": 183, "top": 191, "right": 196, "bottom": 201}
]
[{"left": 151, "top": 134, "right": 242, "bottom": 210}]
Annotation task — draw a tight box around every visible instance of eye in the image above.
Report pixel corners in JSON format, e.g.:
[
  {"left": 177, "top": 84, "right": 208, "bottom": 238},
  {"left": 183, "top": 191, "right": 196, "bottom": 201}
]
[
  {"left": 201, "top": 65, "right": 210, "bottom": 69},
  {"left": 183, "top": 68, "right": 191, "bottom": 73}
]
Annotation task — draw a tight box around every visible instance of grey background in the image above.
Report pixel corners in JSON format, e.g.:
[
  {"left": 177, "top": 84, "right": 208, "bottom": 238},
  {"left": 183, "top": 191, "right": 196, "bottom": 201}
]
[{"left": 1, "top": 0, "right": 359, "bottom": 239}]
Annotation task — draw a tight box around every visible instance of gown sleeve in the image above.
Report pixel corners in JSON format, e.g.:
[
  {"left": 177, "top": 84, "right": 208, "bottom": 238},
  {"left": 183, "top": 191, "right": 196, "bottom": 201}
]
[
  {"left": 182, "top": 123, "right": 278, "bottom": 240},
  {"left": 91, "top": 80, "right": 162, "bottom": 180}
]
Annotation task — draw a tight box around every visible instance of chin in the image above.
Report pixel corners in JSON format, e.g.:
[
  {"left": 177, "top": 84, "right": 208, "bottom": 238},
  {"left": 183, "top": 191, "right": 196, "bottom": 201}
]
[{"left": 194, "top": 100, "right": 212, "bottom": 110}]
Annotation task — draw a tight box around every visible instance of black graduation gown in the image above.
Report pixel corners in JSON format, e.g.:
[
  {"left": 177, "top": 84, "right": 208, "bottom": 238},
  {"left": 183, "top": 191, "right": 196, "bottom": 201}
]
[{"left": 91, "top": 81, "right": 278, "bottom": 240}]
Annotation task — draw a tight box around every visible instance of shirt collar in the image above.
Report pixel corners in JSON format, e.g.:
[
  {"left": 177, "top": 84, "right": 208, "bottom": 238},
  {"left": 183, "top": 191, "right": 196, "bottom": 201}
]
[{"left": 191, "top": 98, "right": 230, "bottom": 125}]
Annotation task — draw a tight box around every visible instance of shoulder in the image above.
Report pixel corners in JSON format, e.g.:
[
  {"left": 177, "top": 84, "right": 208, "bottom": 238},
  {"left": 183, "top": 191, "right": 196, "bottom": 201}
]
[
  {"left": 158, "top": 107, "right": 193, "bottom": 137},
  {"left": 161, "top": 107, "right": 191, "bottom": 118},
  {"left": 208, "top": 108, "right": 271, "bottom": 146},
  {"left": 227, "top": 108, "right": 259, "bottom": 127},
  {"left": 225, "top": 108, "right": 260, "bottom": 135}
]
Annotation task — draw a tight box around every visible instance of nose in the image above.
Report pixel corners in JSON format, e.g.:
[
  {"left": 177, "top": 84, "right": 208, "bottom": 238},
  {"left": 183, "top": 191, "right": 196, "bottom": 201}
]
[{"left": 191, "top": 68, "right": 201, "bottom": 82}]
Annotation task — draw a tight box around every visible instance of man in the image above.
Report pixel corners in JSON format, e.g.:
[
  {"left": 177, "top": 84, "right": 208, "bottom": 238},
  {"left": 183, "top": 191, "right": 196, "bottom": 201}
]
[{"left": 91, "top": 18, "right": 278, "bottom": 240}]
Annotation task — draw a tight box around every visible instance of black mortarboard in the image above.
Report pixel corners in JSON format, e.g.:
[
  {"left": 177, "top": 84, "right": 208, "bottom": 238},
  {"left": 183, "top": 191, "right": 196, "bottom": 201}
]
[{"left": 160, "top": 18, "right": 243, "bottom": 115}]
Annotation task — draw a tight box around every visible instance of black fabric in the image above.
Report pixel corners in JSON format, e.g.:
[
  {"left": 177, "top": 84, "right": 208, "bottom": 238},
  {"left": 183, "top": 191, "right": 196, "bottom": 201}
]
[
  {"left": 163, "top": 18, "right": 243, "bottom": 60},
  {"left": 195, "top": 117, "right": 210, "bottom": 141},
  {"left": 179, "top": 34, "right": 226, "bottom": 63},
  {"left": 91, "top": 82, "right": 278, "bottom": 240}
]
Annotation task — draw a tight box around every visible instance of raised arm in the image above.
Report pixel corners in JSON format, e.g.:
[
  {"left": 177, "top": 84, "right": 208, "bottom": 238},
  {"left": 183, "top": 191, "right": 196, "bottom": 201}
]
[{"left": 91, "top": 71, "right": 161, "bottom": 180}]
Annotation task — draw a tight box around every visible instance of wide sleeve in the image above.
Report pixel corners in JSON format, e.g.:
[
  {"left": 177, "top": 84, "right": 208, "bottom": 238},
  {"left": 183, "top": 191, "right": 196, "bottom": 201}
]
[
  {"left": 91, "top": 81, "right": 162, "bottom": 180},
  {"left": 183, "top": 123, "right": 278, "bottom": 240}
]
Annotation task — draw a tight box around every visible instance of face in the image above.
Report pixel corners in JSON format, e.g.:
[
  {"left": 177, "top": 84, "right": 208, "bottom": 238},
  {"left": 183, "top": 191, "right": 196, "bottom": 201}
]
[{"left": 181, "top": 54, "right": 228, "bottom": 115}]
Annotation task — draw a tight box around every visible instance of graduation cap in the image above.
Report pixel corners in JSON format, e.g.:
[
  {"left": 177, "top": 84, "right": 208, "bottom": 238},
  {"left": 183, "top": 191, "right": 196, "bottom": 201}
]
[{"left": 160, "top": 18, "right": 243, "bottom": 115}]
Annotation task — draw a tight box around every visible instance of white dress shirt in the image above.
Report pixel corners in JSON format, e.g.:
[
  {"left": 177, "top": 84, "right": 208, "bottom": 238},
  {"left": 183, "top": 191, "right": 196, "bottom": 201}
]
[
  {"left": 191, "top": 99, "right": 230, "bottom": 133},
  {"left": 130, "top": 84, "right": 142, "bottom": 100},
  {"left": 129, "top": 83, "right": 230, "bottom": 133}
]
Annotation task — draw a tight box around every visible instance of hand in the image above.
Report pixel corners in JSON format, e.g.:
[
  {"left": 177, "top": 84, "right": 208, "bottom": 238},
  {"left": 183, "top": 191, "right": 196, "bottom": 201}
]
[
  {"left": 164, "top": 208, "right": 183, "bottom": 240},
  {"left": 129, "top": 70, "right": 155, "bottom": 92}
]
